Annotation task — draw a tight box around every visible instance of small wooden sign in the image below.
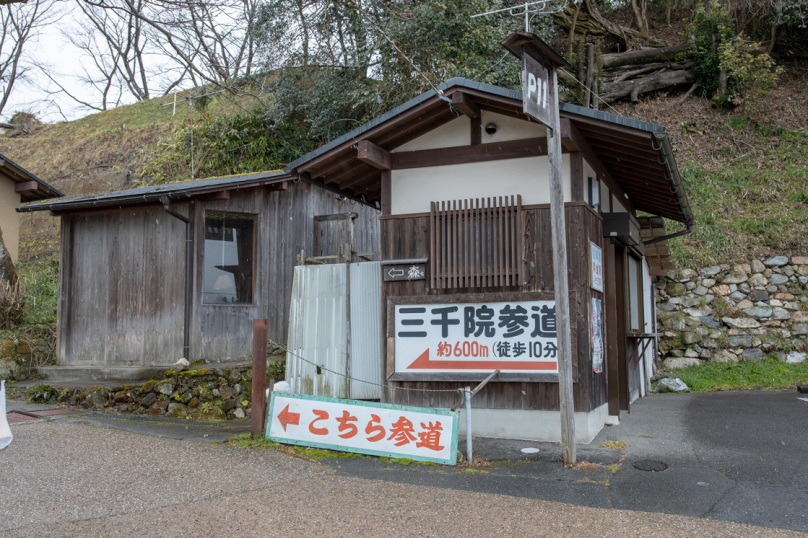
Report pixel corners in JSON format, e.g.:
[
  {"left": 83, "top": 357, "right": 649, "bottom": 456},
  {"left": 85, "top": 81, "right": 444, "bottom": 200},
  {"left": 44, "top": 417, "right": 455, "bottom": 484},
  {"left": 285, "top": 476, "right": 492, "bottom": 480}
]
[
  {"left": 382, "top": 262, "right": 426, "bottom": 282},
  {"left": 522, "top": 53, "right": 551, "bottom": 128}
]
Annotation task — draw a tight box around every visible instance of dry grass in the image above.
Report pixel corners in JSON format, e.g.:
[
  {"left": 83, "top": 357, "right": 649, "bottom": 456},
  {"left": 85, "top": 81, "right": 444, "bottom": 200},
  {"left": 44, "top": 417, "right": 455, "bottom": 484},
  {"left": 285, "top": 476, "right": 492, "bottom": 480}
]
[{"left": 0, "top": 280, "right": 25, "bottom": 329}]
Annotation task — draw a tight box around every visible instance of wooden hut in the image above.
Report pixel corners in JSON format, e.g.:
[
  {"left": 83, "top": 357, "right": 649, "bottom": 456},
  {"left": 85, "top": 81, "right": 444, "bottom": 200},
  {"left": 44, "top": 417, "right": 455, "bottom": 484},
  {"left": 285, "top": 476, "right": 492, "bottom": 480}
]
[
  {"left": 287, "top": 78, "right": 693, "bottom": 441},
  {"left": 20, "top": 171, "right": 380, "bottom": 368}
]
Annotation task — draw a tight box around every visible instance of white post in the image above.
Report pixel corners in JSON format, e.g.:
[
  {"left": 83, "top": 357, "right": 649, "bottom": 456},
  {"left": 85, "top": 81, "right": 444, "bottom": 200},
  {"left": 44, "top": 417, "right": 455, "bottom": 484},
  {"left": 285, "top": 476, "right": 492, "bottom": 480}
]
[
  {"left": 547, "top": 64, "right": 577, "bottom": 466},
  {"left": 464, "top": 387, "right": 473, "bottom": 464}
]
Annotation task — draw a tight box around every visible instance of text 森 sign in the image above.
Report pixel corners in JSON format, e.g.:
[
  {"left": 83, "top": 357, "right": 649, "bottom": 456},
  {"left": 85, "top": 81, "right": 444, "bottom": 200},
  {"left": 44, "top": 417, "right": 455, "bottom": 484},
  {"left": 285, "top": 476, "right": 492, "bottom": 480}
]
[
  {"left": 267, "top": 392, "right": 458, "bottom": 465},
  {"left": 522, "top": 53, "right": 550, "bottom": 127},
  {"left": 394, "top": 300, "right": 558, "bottom": 375}
]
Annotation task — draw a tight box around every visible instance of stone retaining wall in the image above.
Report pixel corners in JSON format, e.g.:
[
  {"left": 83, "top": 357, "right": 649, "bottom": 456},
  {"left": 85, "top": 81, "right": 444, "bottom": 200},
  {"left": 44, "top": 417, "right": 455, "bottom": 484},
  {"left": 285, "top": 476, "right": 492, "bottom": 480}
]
[
  {"left": 656, "top": 255, "right": 808, "bottom": 368},
  {"left": 30, "top": 366, "right": 260, "bottom": 420}
]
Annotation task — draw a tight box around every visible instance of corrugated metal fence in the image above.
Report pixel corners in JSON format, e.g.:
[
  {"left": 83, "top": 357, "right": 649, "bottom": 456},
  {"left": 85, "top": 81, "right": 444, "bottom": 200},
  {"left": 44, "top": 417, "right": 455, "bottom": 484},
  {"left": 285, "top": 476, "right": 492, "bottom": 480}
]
[{"left": 286, "top": 262, "right": 382, "bottom": 400}]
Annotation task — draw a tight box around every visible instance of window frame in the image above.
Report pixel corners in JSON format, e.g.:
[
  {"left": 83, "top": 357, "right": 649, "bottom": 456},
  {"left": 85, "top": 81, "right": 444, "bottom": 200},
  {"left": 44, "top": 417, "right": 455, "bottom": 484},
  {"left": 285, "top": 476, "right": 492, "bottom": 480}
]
[{"left": 201, "top": 210, "right": 257, "bottom": 306}]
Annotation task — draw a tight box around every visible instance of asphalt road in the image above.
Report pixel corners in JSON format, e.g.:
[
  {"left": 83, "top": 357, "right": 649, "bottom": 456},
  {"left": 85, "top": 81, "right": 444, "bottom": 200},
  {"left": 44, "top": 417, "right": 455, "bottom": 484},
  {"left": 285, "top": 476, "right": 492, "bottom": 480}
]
[{"left": 2, "top": 390, "right": 806, "bottom": 535}]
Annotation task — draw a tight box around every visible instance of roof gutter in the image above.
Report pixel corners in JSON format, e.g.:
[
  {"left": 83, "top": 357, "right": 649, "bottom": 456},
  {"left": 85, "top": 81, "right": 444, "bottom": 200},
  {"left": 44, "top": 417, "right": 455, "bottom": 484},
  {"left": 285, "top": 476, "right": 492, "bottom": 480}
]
[
  {"left": 160, "top": 195, "right": 193, "bottom": 362},
  {"left": 654, "top": 131, "right": 695, "bottom": 228},
  {"left": 643, "top": 224, "right": 692, "bottom": 246}
]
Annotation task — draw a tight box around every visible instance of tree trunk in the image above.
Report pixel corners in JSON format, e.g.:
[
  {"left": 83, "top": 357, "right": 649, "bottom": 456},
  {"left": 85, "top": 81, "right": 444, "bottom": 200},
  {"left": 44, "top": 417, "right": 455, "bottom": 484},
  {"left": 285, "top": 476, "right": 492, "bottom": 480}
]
[
  {"left": 0, "top": 228, "right": 17, "bottom": 286},
  {"left": 630, "top": 0, "right": 649, "bottom": 35},
  {"left": 554, "top": 0, "right": 668, "bottom": 50}
]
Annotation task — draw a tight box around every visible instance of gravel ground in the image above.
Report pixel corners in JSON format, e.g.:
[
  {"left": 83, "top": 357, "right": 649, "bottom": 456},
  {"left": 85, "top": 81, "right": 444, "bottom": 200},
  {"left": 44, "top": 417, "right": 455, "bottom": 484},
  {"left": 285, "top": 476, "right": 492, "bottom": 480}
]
[{"left": 1, "top": 421, "right": 800, "bottom": 537}]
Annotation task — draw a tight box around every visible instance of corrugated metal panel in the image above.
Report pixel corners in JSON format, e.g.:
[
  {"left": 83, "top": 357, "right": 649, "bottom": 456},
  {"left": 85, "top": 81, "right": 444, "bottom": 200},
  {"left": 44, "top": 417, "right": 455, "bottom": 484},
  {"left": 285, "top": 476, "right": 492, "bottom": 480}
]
[
  {"left": 286, "top": 264, "right": 349, "bottom": 398},
  {"left": 286, "top": 262, "right": 382, "bottom": 400},
  {"left": 349, "top": 262, "right": 382, "bottom": 399}
]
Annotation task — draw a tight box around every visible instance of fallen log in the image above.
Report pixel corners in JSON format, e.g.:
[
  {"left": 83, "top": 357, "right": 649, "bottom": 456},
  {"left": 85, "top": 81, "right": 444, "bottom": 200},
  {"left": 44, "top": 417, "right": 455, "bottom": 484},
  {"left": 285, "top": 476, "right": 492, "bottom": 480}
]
[
  {"left": 603, "top": 61, "right": 693, "bottom": 83},
  {"left": 600, "top": 69, "right": 694, "bottom": 103},
  {"left": 601, "top": 43, "right": 691, "bottom": 69}
]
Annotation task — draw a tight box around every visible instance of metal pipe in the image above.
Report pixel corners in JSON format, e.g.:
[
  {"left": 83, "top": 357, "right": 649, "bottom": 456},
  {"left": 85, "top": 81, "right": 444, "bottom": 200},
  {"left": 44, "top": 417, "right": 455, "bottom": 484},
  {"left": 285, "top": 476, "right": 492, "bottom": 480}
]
[
  {"left": 642, "top": 225, "right": 692, "bottom": 246},
  {"left": 161, "top": 196, "right": 192, "bottom": 361},
  {"left": 464, "top": 387, "right": 472, "bottom": 464}
]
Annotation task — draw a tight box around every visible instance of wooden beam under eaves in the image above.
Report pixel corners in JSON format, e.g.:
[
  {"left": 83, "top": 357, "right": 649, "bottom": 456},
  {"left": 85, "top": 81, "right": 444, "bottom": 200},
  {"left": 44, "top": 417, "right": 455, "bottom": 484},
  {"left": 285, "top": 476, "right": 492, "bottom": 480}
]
[
  {"left": 266, "top": 181, "right": 289, "bottom": 192},
  {"left": 196, "top": 190, "right": 230, "bottom": 201},
  {"left": 357, "top": 140, "right": 391, "bottom": 170},
  {"left": 14, "top": 180, "right": 37, "bottom": 193},
  {"left": 451, "top": 92, "right": 480, "bottom": 119}
]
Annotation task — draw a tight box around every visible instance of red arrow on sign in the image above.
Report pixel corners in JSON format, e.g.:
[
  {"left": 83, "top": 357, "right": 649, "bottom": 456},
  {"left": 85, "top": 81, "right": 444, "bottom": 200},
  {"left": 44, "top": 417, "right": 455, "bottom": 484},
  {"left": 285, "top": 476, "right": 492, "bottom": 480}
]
[
  {"left": 407, "top": 349, "right": 556, "bottom": 371},
  {"left": 276, "top": 404, "right": 300, "bottom": 431}
]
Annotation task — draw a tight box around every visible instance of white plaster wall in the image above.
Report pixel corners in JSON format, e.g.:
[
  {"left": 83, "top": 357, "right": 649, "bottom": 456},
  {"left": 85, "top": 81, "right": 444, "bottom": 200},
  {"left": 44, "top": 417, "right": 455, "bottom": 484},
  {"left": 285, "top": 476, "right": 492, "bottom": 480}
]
[
  {"left": 600, "top": 179, "right": 610, "bottom": 212},
  {"left": 612, "top": 194, "right": 627, "bottom": 213},
  {"left": 394, "top": 116, "right": 470, "bottom": 151},
  {"left": 641, "top": 258, "right": 654, "bottom": 397},
  {"left": 391, "top": 155, "right": 571, "bottom": 214},
  {"left": 583, "top": 158, "right": 598, "bottom": 207},
  {"left": 0, "top": 179, "right": 21, "bottom": 263},
  {"left": 480, "top": 110, "right": 545, "bottom": 142}
]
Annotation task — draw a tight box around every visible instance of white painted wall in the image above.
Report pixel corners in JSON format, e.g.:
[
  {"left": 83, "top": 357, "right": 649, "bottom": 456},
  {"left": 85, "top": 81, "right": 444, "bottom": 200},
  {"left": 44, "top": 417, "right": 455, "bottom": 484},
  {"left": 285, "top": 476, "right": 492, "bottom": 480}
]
[
  {"left": 612, "top": 194, "right": 627, "bottom": 213},
  {"left": 391, "top": 155, "right": 571, "bottom": 214},
  {"left": 583, "top": 158, "right": 598, "bottom": 207},
  {"left": 600, "top": 179, "right": 610, "bottom": 212},
  {"left": 394, "top": 116, "right": 470, "bottom": 151},
  {"left": 641, "top": 259, "right": 655, "bottom": 397},
  {"left": 479, "top": 110, "right": 545, "bottom": 142},
  {"left": 0, "top": 179, "right": 21, "bottom": 264}
]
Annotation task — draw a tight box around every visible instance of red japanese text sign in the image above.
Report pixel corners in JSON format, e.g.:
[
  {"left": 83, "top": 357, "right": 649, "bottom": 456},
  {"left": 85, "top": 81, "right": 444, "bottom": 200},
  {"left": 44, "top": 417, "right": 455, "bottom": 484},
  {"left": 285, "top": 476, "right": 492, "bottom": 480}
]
[
  {"left": 394, "top": 300, "right": 559, "bottom": 376},
  {"left": 267, "top": 392, "right": 459, "bottom": 465}
]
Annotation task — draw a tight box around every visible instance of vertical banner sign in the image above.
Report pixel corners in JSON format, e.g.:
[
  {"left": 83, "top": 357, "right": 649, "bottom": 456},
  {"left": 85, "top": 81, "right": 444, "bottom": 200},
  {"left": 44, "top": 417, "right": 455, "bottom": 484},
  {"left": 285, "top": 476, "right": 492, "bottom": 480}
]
[
  {"left": 591, "top": 297, "right": 604, "bottom": 373},
  {"left": 522, "top": 53, "right": 551, "bottom": 127},
  {"left": 590, "top": 242, "right": 604, "bottom": 292},
  {"left": 267, "top": 392, "right": 458, "bottom": 465},
  {"left": 394, "top": 300, "right": 558, "bottom": 375}
]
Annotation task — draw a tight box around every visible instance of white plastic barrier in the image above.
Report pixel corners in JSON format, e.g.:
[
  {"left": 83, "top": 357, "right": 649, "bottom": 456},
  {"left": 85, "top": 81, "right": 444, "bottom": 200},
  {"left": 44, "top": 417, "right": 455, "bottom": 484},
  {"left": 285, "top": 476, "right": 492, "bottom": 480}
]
[{"left": 0, "top": 380, "right": 12, "bottom": 450}]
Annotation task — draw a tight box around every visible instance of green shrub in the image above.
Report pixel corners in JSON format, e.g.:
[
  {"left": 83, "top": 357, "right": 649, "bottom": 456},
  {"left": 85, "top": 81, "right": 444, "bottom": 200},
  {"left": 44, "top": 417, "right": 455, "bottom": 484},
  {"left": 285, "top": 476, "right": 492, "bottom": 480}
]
[{"left": 687, "top": 1, "right": 781, "bottom": 109}]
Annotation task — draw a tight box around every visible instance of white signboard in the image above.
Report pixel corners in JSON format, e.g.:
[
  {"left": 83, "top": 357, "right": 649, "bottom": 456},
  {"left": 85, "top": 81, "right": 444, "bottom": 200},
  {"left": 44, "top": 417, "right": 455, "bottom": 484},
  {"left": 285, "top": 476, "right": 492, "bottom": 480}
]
[
  {"left": 267, "top": 392, "right": 458, "bottom": 465},
  {"left": 590, "top": 242, "right": 604, "bottom": 292},
  {"left": 394, "top": 300, "right": 558, "bottom": 375},
  {"left": 522, "top": 54, "right": 551, "bottom": 127},
  {"left": 591, "top": 297, "right": 604, "bottom": 374}
]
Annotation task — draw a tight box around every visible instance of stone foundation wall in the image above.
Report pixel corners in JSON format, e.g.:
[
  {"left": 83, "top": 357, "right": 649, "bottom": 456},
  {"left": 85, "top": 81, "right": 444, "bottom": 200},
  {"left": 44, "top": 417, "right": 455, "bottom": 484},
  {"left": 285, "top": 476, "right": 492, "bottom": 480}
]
[
  {"left": 656, "top": 255, "right": 808, "bottom": 368},
  {"left": 30, "top": 366, "right": 261, "bottom": 420}
]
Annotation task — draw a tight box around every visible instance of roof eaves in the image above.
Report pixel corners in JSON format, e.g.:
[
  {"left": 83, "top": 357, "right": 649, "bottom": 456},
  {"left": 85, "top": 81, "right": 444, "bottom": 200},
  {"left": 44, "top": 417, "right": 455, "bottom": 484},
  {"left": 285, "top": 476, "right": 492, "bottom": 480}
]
[
  {"left": 0, "top": 152, "right": 64, "bottom": 199},
  {"left": 18, "top": 170, "right": 292, "bottom": 214}
]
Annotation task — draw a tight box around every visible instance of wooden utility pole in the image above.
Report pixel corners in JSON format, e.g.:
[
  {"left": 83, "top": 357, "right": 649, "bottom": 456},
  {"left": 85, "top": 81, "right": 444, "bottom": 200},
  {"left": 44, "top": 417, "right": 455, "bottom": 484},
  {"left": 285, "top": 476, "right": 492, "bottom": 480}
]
[{"left": 503, "top": 31, "right": 577, "bottom": 466}]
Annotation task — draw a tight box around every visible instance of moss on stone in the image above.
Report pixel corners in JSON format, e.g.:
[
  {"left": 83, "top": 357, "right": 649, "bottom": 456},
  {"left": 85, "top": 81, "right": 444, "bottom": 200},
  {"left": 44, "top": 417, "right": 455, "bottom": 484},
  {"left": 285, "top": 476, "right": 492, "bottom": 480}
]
[{"left": 178, "top": 368, "right": 215, "bottom": 378}]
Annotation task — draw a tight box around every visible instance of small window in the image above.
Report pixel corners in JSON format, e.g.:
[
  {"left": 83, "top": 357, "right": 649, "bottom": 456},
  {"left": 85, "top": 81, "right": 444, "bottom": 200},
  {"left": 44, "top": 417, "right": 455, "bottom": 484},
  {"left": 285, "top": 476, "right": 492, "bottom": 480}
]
[{"left": 203, "top": 212, "right": 255, "bottom": 304}]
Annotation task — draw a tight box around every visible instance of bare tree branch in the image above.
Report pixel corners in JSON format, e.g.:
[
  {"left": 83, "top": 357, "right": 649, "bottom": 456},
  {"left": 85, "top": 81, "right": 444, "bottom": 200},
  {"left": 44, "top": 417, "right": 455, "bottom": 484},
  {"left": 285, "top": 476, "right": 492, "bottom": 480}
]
[{"left": 0, "top": 0, "right": 55, "bottom": 116}]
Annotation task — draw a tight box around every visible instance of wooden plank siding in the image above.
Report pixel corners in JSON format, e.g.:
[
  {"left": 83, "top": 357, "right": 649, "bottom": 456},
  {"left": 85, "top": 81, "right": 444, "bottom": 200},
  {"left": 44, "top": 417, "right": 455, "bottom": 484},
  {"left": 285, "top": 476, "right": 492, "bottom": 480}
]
[
  {"left": 382, "top": 202, "right": 606, "bottom": 413},
  {"left": 60, "top": 207, "right": 186, "bottom": 366},
  {"left": 57, "top": 181, "right": 380, "bottom": 366}
]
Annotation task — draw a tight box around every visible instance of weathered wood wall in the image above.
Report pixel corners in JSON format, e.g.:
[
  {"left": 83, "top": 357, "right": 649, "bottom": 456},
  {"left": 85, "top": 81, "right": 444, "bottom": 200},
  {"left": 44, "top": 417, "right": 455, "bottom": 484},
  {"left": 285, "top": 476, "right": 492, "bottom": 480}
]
[
  {"left": 382, "top": 202, "right": 607, "bottom": 412},
  {"left": 193, "top": 182, "right": 380, "bottom": 362},
  {"left": 58, "top": 206, "right": 186, "bottom": 366},
  {"left": 58, "top": 181, "right": 380, "bottom": 366}
]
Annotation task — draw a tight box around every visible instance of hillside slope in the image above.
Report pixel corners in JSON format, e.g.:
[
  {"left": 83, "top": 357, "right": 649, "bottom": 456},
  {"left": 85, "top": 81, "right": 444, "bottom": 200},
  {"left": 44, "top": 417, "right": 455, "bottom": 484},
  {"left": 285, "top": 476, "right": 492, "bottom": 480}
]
[
  {"left": 1, "top": 63, "right": 807, "bottom": 267},
  {"left": 0, "top": 89, "right": 261, "bottom": 260}
]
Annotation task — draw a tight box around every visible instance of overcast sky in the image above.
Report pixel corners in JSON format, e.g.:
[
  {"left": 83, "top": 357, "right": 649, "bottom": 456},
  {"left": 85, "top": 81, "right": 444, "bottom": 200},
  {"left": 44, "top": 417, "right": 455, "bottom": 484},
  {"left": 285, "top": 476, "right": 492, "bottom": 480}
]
[{"left": 5, "top": 3, "right": 89, "bottom": 123}]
